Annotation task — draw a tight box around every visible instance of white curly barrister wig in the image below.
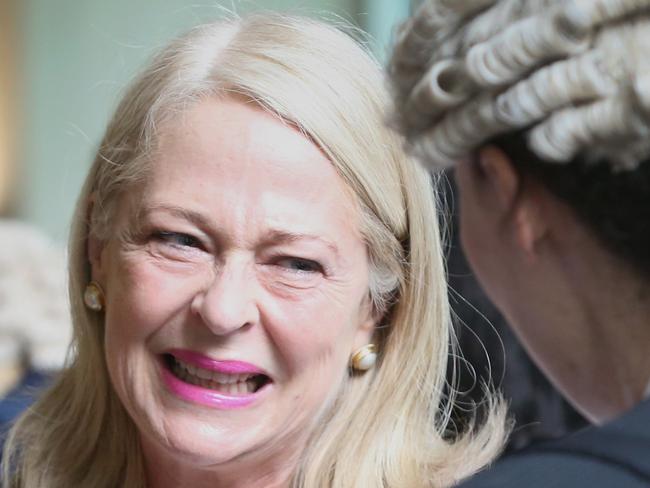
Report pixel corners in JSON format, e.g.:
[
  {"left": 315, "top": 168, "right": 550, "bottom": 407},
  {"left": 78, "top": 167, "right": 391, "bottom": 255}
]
[
  {"left": 0, "top": 220, "right": 71, "bottom": 373},
  {"left": 389, "top": 0, "right": 650, "bottom": 172}
]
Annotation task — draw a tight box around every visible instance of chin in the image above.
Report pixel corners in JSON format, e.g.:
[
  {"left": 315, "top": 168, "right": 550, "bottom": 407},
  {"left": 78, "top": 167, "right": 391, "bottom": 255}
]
[{"left": 141, "top": 410, "right": 267, "bottom": 468}]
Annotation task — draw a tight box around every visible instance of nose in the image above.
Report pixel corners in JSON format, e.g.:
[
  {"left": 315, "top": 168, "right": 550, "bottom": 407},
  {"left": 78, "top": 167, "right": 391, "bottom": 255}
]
[{"left": 190, "top": 258, "right": 259, "bottom": 336}]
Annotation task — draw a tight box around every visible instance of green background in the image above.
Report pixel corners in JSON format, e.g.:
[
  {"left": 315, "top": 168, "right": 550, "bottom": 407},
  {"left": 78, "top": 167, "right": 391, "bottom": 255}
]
[{"left": 13, "top": 0, "right": 411, "bottom": 241}]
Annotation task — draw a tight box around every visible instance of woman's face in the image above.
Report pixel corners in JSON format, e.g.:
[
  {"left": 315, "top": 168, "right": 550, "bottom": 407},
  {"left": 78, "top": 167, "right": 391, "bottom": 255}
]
[{"left": 91, "top": 97, "right": 376, "bottom": 479}]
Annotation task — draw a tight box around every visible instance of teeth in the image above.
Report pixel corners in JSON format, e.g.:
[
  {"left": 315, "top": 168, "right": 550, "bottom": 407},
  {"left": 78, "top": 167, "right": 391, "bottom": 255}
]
[
  {"left": 214, "top": 372, "right": 237, "bottom": 384},
  {"left": 171, "top": 357, "right": 261, "bottom": 394},
  {"left": 196, "top": 368, "right": 212, "bottom": 380}
]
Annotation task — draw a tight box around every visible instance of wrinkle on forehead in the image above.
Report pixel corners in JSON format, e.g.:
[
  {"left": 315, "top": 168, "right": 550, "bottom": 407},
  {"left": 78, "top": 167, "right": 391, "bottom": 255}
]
[{"left": 117, "top": 97, "right": 365, "bottom": 262}]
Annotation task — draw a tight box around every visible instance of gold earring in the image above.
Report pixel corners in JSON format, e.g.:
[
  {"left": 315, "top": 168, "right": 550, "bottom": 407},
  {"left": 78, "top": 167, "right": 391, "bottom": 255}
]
[
  {"left": 350, "top": 344, "right": 377, "bottom": 371},
  {"left": 84, "top": 281, "right": 105, "bottom": 311}
]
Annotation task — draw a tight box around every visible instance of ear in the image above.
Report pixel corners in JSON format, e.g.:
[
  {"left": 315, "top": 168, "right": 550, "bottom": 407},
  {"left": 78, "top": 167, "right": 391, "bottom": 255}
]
[
  {"left": 512, "top": 181, "right": 549, "bottom": 260},
  {"left": 476, "top": 145, "right": 549, "bottom": 258},
  {"left": 475, "top": 145, "right": 520, "bottom": 212}
]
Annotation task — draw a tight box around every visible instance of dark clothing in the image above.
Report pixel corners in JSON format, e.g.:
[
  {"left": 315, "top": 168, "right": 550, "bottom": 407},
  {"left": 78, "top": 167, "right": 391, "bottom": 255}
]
[
  {"left": 1, "top": 370, "right": 50, "bottom": 465},
  {"left": 461, "top": 398, "right": 650, "bottom": 487},
  {"left": 0, "top": 370, "right": 49, "bottom": 427}
]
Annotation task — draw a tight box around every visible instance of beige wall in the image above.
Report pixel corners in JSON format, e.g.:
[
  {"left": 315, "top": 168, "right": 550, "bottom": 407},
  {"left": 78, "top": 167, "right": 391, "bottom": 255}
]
[{"left": 0, "top": 0, "right": 19, "bottom": 213}]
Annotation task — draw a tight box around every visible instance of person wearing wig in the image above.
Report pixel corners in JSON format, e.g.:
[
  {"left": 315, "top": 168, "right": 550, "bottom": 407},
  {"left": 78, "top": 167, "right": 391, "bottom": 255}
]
[
  {"left": 1, "top": 12, "right": 508, "bottom": 488},
  {"left": 390, "top": 0, "right": 650, "bottom": 486}
]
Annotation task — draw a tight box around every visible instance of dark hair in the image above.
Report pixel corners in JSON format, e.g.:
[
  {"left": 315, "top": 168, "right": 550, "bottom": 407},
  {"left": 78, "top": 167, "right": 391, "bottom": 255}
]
[{"left": 491, "top": 130, "right": 650, "bottom": 279}]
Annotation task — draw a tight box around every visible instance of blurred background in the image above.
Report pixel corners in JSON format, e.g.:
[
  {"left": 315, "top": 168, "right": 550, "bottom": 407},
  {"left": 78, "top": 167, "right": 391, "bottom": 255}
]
[
  {"left": 0, "top": 0, "right": 585, "bottom": 451},
  {"left": 0, "top": 0, "right": 411, "bottom": 240}
]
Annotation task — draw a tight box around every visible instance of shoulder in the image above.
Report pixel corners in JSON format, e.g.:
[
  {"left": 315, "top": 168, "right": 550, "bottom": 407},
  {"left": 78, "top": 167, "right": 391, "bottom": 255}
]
[
  {"left": 460, "top": 399, "right": 650, "bottom": 487},
  {"left": 460, "top": 451, "right": 649, "bottom": 488}
]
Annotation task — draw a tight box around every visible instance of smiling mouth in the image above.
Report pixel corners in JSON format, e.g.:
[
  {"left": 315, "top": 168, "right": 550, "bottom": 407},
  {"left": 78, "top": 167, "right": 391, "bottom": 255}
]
[{"left": 163, "top": 354, "right": 271, "bottom": 394}]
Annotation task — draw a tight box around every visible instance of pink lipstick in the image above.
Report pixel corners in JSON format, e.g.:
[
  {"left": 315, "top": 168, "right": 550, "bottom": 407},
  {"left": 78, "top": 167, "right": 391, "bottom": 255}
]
[
  {"left": 160, "top": 349, "right": 271, "bottom": 409},
  {"left": 169, "top": 349, "right": 267, "bottom": 375}
]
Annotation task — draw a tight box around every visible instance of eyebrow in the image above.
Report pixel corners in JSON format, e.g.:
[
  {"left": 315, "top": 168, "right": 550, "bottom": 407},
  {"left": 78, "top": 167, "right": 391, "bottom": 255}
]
[
  {"left": 138, "top": 204, "right": 341, "bottom": 257},
  {"left": 261, "top": 229, "right": 341, "bottom": 258},
  {"left": 138, "top": 204, "right": 212, "bottom": 229}
]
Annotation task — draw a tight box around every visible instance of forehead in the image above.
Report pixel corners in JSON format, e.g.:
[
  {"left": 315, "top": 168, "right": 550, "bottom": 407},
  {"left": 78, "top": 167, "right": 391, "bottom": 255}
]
[{"left": 132, "top": 96, "right": 362, "bottom": 244}]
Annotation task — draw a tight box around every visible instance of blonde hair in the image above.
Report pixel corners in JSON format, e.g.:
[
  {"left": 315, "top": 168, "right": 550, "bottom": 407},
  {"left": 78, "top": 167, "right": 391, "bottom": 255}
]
[
  {"left": 3, "top": 12, "right": 507, "bottom": 487},
  {"left": 390, "top": 0, "right": 650, "bottom": 171}
]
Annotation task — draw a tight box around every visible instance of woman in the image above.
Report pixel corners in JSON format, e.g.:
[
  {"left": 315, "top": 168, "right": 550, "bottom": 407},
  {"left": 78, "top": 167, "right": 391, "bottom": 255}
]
[
  {"left": 2, "top": 12, "right": 506, "bottom": 488},
  {"left": 390, "top": 0, "right": 650, "bottom": 485}
]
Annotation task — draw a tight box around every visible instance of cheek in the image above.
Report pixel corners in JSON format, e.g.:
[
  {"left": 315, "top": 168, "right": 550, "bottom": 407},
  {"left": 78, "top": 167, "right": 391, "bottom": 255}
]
[
  {"left": 105, "top": 265, "right": 161, "bottom": 343},
  {"left": 269, "top": 304, "right": 355, "bottom": 427},
  {"left": 279, "top": 308, "right": 347, "bottom": 362},
  {"left": 103, "top": 254, "right": 202, "bottom": 361},
  {"left": 102, "top": 259, "right": 158, "bottom": 393},
  {"left": 458, "top": 205, "right": 501, "bottom": 305},
  {"left": 458, "top": 206, "right": 481, "bottom": 271},
  {"left": 456, "top": 190, "right": 516, "bottom": 317},
  {"left": 108, "top": 249, "right": 208, "bottom": 319},
  {"left": 455, "top": 175, "right": 493, "bottom": 283},
  {"left": 269, "top": 295, "right": 361, "bottom": 380}
]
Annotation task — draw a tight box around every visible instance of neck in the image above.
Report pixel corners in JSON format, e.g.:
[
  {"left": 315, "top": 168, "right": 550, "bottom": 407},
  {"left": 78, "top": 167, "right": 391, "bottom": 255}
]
[
  {"left": 508, "top": 227, "right": 650, "bottom": 424},
  {"left": 145, "top": 464, "right": 291, "bottom": 488}
]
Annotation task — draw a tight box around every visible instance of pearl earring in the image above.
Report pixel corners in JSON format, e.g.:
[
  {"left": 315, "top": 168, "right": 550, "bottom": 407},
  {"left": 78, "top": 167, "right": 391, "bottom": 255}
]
[
  {"left": 350, "top": 344, "right": 377, "bottom": 372},
  {"left": 84, "top": 281, "right": 105, "bottom": 311}
]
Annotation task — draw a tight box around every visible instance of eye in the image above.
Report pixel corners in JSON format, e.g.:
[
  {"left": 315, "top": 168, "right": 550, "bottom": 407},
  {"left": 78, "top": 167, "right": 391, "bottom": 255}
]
[
  {"left": 153, "top": 231, "right": 202, "bottom": 249},
  {"left": 275, "top": 257, "right": 323, "bottom": 274}
]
